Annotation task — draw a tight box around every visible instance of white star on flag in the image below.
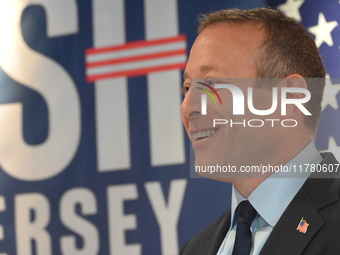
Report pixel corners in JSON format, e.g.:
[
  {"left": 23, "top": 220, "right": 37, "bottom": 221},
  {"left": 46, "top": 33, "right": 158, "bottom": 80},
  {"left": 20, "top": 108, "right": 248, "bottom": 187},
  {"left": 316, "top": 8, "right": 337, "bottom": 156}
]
[
  {"left": 308, "top": 13, "right": 338, "bottom": 48},
  {"left": 278, "top": 0, "right": 305, "bottom": 22},
  {"left": 321, "top": 74, "right": 340, "bottom": 111}
]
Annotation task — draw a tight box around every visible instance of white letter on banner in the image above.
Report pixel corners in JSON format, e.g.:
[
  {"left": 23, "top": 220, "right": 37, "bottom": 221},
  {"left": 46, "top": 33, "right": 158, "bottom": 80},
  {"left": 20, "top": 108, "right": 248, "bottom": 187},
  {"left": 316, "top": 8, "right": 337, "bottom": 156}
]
[
  {"left": 15, "top": 193, "right": 51, "bottom": 255},
  {"left": 92, "top": 0, "right": 131, "bottom": 172},
  {"left": 60, "top": 188, "right": 99, "bottom": 255},
  {"left": 144, "top": 0, "right": 185, "bottom": 166},
  {"left": 0, "top": 1, "right": 80, "bottom": 180},
  {"left": 0, "top": 196, "right": 6, "bottom": 246},
  {"left": 145, "top": 179, "right": 187, "bottom": 255},
  {"left": 107, "top": 184, "right": 141, "bottom": 255}
]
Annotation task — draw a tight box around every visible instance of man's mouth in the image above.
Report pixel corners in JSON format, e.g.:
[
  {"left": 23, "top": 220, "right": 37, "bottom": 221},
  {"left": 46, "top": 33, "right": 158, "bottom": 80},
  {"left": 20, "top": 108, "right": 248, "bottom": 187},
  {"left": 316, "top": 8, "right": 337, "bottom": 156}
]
[{"left": 192, "top": 129, "right": 217, "bottom": 140}]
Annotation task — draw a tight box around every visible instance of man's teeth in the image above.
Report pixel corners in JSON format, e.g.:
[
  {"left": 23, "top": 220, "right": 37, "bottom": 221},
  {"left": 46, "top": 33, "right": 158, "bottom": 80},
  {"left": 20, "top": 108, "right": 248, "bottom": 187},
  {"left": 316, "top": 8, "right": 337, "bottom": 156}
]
[{"left": 193, "top": 129, "right": 217, "bottom": 140}]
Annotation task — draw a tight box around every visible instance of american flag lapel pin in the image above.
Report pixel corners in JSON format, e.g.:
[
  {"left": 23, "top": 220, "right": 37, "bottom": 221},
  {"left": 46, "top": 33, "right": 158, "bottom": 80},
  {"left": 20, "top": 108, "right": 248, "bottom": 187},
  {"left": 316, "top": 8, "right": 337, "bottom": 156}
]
[{"left": 296, "top": 217, "right": 309, "bottom": 234}]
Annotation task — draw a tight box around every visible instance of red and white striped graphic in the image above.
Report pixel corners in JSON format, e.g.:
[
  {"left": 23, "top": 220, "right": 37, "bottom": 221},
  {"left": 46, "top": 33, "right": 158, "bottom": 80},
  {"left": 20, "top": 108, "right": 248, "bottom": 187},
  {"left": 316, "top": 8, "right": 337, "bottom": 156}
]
[{"left": 85, "top": 34, "right": 187, "bottom": 82}]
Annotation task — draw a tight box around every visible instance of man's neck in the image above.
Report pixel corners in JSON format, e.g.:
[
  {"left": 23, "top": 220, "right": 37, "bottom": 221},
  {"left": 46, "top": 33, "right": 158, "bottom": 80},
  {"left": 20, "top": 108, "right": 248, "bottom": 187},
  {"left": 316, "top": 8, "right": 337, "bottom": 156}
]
[
  {"left": 232, "top": 138, "right": 314, "bottom": 197},
  {"left": 233, "top": 177, "right": 269, "bottom": 198}
]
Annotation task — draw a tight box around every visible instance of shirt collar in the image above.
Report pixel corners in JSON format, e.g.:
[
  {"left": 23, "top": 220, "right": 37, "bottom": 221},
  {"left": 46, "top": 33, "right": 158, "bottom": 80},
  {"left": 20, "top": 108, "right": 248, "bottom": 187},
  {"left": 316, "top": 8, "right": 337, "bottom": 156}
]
[{"left": 230, "top": 141, "right": 322, "bottom": 228}]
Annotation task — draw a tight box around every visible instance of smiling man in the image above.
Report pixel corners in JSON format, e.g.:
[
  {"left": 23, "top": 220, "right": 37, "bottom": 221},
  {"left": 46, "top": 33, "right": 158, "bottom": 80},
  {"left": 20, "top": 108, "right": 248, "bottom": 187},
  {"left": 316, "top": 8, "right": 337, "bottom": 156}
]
[{"left": 180, "top": 8, "right": 340, "bottom": 255}]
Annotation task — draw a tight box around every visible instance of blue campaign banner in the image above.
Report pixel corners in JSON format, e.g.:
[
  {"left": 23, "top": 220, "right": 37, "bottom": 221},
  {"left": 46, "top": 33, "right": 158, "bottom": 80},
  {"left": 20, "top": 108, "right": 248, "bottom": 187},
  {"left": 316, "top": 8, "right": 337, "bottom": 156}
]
[{"left": 0, "top": 0, "right": 264, "bottom": 254}]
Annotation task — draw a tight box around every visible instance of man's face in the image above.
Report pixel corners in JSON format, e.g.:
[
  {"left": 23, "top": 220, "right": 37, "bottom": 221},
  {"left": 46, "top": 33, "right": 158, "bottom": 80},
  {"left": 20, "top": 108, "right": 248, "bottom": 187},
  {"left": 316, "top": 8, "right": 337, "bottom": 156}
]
[{"left": 181, "top": 22, "right": 279, "bottom": 179}]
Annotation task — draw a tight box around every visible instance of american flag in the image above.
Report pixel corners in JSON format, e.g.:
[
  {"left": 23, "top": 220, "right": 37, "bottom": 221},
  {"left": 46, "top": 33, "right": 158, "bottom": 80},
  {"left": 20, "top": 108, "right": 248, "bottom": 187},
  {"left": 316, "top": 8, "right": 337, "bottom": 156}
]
[
  {"left": 268, "top": 0, "right": 340, "bottom": 160},
  {"left": 85, "top": 34, "right": 187, "bottom": 82},
  {"left": 296, "top": 217, "right": 309, "bottom": 234}
]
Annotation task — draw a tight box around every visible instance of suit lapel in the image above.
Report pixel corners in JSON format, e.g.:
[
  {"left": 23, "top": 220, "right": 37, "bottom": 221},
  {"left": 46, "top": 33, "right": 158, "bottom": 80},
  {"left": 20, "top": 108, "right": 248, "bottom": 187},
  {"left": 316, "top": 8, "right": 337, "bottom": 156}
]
[
  {"left": 259, "top": 185, "right": 325, "bottom": 255},
  {"left": 211, "top": 210, "right": 232, "bottom": 255},
  {"left": 260, "top": 152, "right": 340, "bottom": 255}
]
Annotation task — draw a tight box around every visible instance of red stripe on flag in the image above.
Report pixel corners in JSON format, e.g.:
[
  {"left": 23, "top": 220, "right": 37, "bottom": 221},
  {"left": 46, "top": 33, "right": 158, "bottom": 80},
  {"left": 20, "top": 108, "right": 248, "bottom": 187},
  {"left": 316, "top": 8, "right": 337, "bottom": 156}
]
[
  {"left": 87, "top": 62, "right": 186, "bottom": 82},
  {"left": 87, "top": 49, "right": 186, "bottom": 68},
  {"left": 86, "top": 34, "right": 186, "bottom": 55}
]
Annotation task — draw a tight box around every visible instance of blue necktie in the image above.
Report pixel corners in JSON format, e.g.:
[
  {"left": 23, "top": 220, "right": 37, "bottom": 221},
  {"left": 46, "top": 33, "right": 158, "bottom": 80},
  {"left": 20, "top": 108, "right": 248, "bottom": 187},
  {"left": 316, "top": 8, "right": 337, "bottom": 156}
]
[{"left": 232, "top": 200, "right": 257, "bottom": 255}]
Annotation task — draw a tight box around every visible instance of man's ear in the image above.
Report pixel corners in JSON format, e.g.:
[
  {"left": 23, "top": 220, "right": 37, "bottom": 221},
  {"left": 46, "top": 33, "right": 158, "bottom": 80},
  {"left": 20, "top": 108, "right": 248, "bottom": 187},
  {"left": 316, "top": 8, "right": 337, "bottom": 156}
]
[
  {"left": 281, "top": 74, "right": 310, "bottom": 117},
  {"left": 285, "top": 74, "right": 309, "bottom": 91}
]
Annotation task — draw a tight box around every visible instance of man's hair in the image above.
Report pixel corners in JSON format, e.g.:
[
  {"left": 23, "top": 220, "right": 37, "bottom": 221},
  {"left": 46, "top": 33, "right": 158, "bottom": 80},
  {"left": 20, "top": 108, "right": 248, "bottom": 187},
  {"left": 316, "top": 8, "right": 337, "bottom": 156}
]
[{"left": 198, "top": 8, "right": 325, "bottom": 130}]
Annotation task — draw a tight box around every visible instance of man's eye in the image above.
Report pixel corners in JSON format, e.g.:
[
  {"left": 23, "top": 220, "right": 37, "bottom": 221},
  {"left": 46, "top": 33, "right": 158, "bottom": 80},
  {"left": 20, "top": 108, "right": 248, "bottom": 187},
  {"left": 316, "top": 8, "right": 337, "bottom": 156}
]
[
  {"left": 182, "top": 86, "right": 190, "bottom": 95},
  {"left": 205, "top": 79, "right": 215, "bottom": 86}
]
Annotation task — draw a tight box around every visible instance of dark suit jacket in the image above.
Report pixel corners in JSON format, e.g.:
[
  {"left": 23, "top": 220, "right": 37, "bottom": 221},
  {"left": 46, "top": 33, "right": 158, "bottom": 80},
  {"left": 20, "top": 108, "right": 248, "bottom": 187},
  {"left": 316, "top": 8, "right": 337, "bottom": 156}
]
[{"left": 180, "top": 152, "right": 340, "bottom": 255}]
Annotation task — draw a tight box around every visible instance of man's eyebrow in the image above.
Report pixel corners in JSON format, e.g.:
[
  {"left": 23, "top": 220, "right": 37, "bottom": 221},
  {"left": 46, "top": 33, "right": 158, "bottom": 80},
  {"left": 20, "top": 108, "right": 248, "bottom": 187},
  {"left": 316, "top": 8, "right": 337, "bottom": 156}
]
[
  {"left": 200, "top": 65, "right": 218, "bottom": 73},
  {"left": 183, "top": 65, "right": 218, "bottom": 80}
]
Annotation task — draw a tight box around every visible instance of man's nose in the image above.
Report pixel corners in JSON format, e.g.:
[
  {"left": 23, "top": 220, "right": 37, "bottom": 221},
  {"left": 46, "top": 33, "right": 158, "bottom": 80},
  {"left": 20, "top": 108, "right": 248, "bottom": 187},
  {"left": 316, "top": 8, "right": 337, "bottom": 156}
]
[{"left": 180, "top": 89, "right": 202, "bottom": 119}]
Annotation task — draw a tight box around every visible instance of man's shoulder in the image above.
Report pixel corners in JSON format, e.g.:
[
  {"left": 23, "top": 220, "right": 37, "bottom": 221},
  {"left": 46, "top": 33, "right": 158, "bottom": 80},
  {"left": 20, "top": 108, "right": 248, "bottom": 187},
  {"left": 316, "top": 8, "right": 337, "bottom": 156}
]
[
  {"left": 301, "top": 162, "right": 340, "bottom": 255},
  {"left": 305, "top": 151, "right": 340, "bottom": 184},
  {"left": 260, "top": 152, "right": 340, "bottom": 255},
  {"left": 304, "top": 152, "right": 340, "bottom": 218},
  {"left": 320, "top": 151, "right": 339, "bottom": 165}
]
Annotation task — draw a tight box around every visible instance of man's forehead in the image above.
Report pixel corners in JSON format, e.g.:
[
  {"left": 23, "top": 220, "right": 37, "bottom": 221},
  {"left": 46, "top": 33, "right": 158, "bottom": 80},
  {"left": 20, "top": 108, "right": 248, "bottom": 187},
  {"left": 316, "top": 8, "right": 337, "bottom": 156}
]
[
  {"left": 183, "top": 65, "right": 218, "bottom": 79},
  {"left": 184, "top": 22, "right": 265, "bottom": 81},
  {"left": 198, "top": 22, "right": 267, "bottom": 49}
]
